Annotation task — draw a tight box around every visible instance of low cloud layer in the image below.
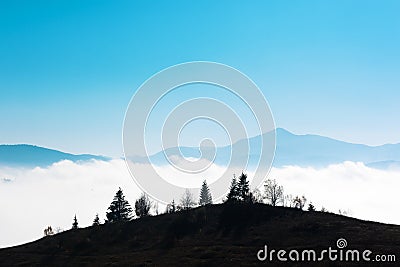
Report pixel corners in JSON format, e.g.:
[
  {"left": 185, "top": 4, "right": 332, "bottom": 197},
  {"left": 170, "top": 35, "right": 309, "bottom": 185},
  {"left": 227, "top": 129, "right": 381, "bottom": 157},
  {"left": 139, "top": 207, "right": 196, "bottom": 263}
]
[
  {"left": 1, "top": 160, "right": 399, "bottom": 248},
  {"left": 269, "top": 162, "right": 400, "bottom": 224},
  {"left": 0, "top": 159, "right": 139, "bottom": 248}
]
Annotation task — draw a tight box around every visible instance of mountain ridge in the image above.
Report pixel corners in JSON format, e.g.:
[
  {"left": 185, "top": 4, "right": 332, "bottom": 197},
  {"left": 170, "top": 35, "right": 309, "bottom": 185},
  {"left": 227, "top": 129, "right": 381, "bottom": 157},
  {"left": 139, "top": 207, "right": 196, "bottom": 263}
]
[
  {"left": 140, "top": 128, "right": 400, "bottom": 168},
  {"left": 0, "top": 144, "right": 109, "bottom": 167},
  {"left": 2, "top": 129, "right": 400, "bottom": 168}
]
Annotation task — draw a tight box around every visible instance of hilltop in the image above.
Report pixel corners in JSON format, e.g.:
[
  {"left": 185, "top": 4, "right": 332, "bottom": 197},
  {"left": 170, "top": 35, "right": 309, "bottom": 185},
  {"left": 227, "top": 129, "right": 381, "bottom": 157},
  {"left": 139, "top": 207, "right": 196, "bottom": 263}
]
[{"left": 0, "top": 203, "right": 399, "bottom": 266}]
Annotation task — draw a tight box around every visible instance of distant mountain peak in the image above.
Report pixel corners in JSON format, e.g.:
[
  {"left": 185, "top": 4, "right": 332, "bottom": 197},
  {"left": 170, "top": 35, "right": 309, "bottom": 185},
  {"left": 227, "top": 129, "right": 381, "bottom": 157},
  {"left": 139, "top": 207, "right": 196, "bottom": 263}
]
[{"left": 136, "top": 128, "right": 400, "bottom": 169}]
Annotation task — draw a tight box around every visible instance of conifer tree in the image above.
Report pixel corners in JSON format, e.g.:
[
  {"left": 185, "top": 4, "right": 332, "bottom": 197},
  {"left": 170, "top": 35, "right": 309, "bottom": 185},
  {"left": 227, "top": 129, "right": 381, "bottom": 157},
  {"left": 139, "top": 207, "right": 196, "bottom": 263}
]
[
  {"left": 199, "top": 180, "right": 212, "bottom": 206},
  {"left": 226, "top": 175, "right": 239, "bottom": 202},
  {"left": 72, "top": 215, "right": 78, "bottom": 229},
  {"left": 93, "top": 213, "right": 100, "bottom": 226},
  {"left": 106, "top": 187, "right": 133, "bottom": 223},
  {"left": 237, "top": 172, "right": 250, "bottom": 202}
]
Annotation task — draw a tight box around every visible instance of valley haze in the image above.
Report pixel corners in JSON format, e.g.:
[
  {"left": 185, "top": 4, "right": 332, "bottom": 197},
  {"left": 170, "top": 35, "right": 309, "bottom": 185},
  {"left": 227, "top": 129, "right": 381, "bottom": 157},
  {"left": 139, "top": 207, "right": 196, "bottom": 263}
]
[{"left": 1, "top": 128, "right": 400, "bottom": 248}]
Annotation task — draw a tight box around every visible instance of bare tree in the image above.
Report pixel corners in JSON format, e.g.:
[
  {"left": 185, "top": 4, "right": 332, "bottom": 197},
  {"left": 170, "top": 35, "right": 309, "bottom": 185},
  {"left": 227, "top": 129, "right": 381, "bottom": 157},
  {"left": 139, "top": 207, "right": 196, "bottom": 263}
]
[
  {"left": 180, "top": 189, "right": 196, "bottom": 210},
  {"left": 338, "top": 209, "right": 353, "bottom": 216},
  {"left": 54, "top": 227, "right": 64, "bottom": 234},
  {"left": 166, "top": 199, "right": 177, "bottom": 213},
  {"left": 263, "top": 179, "right": 284, "bottom": 206},
  {"left": 251, "top": 188, "right": 264, "bottom": 203},
  {"left": 293, "top": 195, "right": 307, "bottom": 210},
  {"left": 153, "top": 201, "right": 159, "bottom": 215},
  {"left": 284, "top": 194, "right": 295, "bottom": 207},
  {"left": 135, "top": 193, "right": 152, "bottom": 218},
  {"left": 320, "top": 206, "right": 328, "bottom": 212}
]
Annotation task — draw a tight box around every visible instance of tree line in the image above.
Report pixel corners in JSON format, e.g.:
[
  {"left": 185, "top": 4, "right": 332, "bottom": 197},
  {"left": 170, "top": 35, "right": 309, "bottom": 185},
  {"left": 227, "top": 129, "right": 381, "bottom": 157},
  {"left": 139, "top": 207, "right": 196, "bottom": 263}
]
[{"left": 44, "top": 173, "right": 327, "bottom": 235}]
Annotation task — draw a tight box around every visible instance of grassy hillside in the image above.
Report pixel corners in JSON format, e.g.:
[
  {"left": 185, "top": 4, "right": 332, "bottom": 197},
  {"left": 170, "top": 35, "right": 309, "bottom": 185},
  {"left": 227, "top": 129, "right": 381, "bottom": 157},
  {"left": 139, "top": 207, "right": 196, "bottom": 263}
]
[{"left": 0, "top": 203, "right": 399, "bottom": 266}]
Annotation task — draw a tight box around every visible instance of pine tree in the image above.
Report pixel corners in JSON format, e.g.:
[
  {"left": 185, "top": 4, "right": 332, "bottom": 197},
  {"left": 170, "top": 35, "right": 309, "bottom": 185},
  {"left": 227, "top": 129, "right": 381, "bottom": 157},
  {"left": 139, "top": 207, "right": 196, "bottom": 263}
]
[
  {"left": 237, "top": 172, "right": 250, "bottom": 202},
  {"left": 226, "top": 175, "right": 239, "bottom": 202},
  {"left": 106, "top": 187, "right": 133, "bottom": 223},
  {"left": 199, "top": 180, "right": 212, "bottom": 206},
  {"left": 72, "top": 215, "right": 78, "bottom": 229},
  {"left": 92, "top": 213, "right": 100, "bottom": 226}
]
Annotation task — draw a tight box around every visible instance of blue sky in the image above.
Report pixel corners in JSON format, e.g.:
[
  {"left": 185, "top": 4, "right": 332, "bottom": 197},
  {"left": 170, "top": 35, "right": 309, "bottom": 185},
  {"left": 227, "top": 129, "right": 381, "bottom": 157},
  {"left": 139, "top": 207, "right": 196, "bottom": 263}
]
[{"left": 0, "top": 0, "right": 399, "bottom": 157}]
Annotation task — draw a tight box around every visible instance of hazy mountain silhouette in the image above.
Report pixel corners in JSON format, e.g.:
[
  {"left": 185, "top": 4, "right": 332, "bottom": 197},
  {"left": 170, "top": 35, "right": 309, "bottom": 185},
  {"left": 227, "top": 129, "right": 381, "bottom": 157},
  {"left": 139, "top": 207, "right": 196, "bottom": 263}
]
[
  {"left": 0, "top": 144, "right": 108, "bottom": 167},
  {"left": 137, "top": 128, "right": 400, "bottom": 168},
  {"left": 3, "top": 129, "right": 400, "bottom": 168}
]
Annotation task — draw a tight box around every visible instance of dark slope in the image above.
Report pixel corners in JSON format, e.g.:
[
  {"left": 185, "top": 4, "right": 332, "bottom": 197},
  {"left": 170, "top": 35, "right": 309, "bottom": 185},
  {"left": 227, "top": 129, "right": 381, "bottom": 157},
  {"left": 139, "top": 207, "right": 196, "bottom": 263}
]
[
  {"left": 0, "top": 204, "right": 399, "bottom": 266},
  {"left": 0, "top": 144, "right": 109, "bottom": 167}
]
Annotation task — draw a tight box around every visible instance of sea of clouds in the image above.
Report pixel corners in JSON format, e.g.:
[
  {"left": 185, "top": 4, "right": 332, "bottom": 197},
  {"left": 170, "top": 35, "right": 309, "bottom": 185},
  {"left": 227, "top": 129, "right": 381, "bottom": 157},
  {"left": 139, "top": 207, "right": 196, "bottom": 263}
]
[{"left": 1, "top": 159, "right": 399, "bottom": 248}]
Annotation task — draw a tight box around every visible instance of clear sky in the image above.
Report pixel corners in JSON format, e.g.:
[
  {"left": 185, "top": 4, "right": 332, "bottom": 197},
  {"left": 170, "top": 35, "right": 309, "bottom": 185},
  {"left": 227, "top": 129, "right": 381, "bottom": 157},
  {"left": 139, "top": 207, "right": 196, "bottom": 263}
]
[{"left": 1, "top": 0, "right": 399, "bottom": 157}]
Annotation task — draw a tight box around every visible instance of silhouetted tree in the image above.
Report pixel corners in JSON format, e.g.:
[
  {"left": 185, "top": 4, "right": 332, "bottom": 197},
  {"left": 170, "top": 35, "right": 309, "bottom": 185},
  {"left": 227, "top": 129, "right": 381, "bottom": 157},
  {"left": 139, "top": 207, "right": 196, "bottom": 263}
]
[
  {"left": 199, "top": 180, "right": 212, "bottom": 206},
  {"left": 166, "top": 199, "right": 176, "bottom": 213},
  {"left": 106, "top": 187, "right": 133, "bottom": 223},
  {"left": 44, "top": 226, "right": 54, "bottom": 236},
  {"left": 135, "top": 193, "right": 152, "bottom": 218},
  {"left": 283, "top": 194, "right": 294, "bottom": 207},
  {"left": 293, "top": 195, "right": 307, "bottom": 210},
  {"left": 338, "top": 209, "right": 352, "bottom": 216},
  {"left": 54, "top": 227, "right": 63, "bottom": 234},
  {"left": 237, "top": 172, "right": 250, "bottom": 202},
  {"left": 226, "top": 175, "right": 239, "bottom": 202},
  {"left": 93, "top": 214, "right": 100, "bottom": 226},
  {"left": 180, "top": 189, "right": 196, "bottom": 210},
  {"left": 251, "top": 188, "right": 264, "bottom": 203},
  {"left": 264, "top": 179, "right": 284, "bottom": 206},
  {"left": 72, "top": 215, "right": 78, "bottom": 229},
  {"left": 153, "top": 201, "right": 159, "bottom": 215},
  {"left": 308, "top": 203, "right": 316, "bottom": 211}
]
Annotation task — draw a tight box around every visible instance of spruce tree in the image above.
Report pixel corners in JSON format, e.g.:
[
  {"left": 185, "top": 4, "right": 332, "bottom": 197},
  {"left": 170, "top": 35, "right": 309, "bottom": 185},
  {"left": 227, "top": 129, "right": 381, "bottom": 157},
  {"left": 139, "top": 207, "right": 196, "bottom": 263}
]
[
  {"left": 226, "top": 175, "right": 239, "bottom": 202},
  {"left": 106, "top": 187, "right": 133, "bottom": 223},
  {"left": 199, "top": 180, "right": 212, "bottom": 206},
  {"left": 92, "top": 213, "right": 100, "bottom": 226},
  {"left": 237, "top": 172, "right": 250, "bottom": 202},
  {"left": 72, "top": 215, "right": 78, "bottom": 229}
]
